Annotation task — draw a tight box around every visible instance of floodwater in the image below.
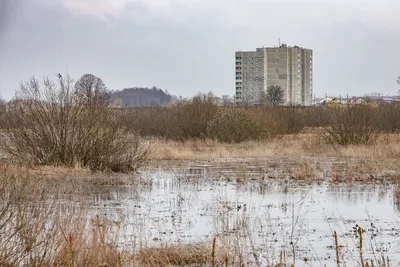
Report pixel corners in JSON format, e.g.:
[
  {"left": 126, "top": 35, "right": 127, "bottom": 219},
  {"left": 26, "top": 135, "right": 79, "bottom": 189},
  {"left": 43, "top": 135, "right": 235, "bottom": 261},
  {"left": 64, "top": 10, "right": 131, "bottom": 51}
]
[{"left": 88, "top": 164, "right": 400, "bottom": 266}]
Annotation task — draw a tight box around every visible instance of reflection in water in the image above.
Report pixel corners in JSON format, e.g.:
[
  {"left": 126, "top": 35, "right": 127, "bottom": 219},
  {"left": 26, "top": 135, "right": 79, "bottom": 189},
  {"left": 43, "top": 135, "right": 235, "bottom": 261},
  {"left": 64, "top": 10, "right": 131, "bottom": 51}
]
[
  {"left": 327, "top": 184, "right": 395, "bottom": 207},
  {"left": 82, "top": 166, "right": 400, "bottom": 265}
]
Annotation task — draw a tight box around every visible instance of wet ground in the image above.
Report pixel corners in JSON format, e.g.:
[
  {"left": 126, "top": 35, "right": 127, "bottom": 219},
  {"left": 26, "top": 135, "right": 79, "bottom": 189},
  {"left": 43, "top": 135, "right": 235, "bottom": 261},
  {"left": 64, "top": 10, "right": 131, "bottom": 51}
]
[{"left": 87, "top": 164, "right": 400, "bottom": 266}]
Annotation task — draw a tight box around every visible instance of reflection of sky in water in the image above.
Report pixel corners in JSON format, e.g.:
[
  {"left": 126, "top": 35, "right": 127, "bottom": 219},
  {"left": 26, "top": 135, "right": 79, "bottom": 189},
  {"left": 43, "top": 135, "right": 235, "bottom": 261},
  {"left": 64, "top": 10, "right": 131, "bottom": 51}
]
[{"left": 86, "top": 167, "right": 400, "bottom": 266}]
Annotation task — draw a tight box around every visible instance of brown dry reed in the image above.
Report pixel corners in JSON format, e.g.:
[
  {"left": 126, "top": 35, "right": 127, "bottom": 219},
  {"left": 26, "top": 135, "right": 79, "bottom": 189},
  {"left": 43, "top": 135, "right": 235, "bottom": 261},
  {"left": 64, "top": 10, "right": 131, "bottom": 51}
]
[{"left": 0, "top": 165, "right": 122, "bottom": 266}]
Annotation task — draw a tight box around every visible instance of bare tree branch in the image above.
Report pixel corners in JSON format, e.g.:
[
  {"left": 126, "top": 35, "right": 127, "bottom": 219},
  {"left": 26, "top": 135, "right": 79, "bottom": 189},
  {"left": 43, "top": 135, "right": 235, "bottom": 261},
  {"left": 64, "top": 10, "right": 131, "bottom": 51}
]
[
  {"left": 74, "top": 74, "right": 109, "bottom": 108},
  {"left": 264, "top": 85, "right": 284, "bottom": 106}
]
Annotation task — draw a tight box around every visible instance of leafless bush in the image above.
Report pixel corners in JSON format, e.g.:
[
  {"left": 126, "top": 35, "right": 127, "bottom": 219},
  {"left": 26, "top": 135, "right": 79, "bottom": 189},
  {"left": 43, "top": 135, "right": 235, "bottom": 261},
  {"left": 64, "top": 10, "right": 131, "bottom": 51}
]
[
  {"left": 322, "top": 106, "right": 380, "bottom": 146},
  {"left": 302, "top": 106, "right": 333, "bottom": 128},
  {"left": 207, "top": 108, "right": 269, "bottom": 143},
  {"left": 262, "top": 107, "right": 306, "bottom": 135},
  {"left": 119, "top": 107, "right": 171, "bottom": 138},
  {"left": 105, "top": 95, "right": 399, "bottom": 144},
  {"left": 376, "top": 103, "right": 400, "bottom": 133},
  {"left": 167, "top": 95, "right": 218, "bottom": 141},
  {"left": 1, "top": 75, "right": 148, "bottom": 172}
]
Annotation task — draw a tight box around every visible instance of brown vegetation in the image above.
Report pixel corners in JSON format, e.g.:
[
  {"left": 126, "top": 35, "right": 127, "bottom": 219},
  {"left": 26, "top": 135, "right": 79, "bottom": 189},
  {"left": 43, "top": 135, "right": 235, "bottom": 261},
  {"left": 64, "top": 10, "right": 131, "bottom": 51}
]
[
  {"left": 149, "top": 133, "right": 400, "bottom": 182},
  {"left": 138, "top": 244, "right": 210, "bottom": 266},
  {"left": 207, "top": 108, "right": 269, "bottom": 143},
  {"left": 117, "top": 101, "right": 400, "bottom": 145},
  {"left": 322, "top": 105, "right": 380, "bottom": 145},
  {"left": 0, "top": 165, "right": 124, "bottom": 266},
  {"left": 1, "top": 75, "right": 148, "bottom": 172}
]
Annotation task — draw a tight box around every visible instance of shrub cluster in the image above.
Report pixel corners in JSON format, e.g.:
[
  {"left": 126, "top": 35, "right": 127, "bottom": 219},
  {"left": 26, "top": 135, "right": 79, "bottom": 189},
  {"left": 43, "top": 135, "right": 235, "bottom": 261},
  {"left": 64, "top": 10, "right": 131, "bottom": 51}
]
[
  {"left": 1, "top": 76, "right": 148, "bottom": 172},
  {"left": 2, "top": 75, "right": 400, "bottom": 154},
  {"left": 119, "top": 102, "right": 400, "bottom": 146},
  {"left": 207, "top": 108, "right": 265, "bottom": 143},
  {"left": 322, "top": 105, "right": 380, "bottom": 146}
]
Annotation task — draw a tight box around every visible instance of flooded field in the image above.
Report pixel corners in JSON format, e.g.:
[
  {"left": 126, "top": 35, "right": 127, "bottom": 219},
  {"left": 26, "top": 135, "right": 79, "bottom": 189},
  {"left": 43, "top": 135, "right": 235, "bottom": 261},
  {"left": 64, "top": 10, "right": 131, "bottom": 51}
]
[{"left": 85, "top": 164, "right": 400, "bottom": 266}]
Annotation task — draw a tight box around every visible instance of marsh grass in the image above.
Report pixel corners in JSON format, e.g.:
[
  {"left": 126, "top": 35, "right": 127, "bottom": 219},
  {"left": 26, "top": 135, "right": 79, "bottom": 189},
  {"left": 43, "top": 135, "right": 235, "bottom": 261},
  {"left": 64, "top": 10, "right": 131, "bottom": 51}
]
[
  {"left": 0, "top": 164, "right": 397, "bottom": 266},
  {"left": 139, "top": 244, "right": 211, "bottom": 266},
  {"left": 149, "top": 134, "right": 400, "bottom": 181}
]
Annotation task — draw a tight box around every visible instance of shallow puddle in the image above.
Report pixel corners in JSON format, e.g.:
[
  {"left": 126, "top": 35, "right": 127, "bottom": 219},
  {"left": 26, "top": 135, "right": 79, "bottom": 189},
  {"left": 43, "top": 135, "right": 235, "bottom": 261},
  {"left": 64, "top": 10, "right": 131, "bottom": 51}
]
[{"left": 87, "top": 165, "right": 400, "bottom": 266}]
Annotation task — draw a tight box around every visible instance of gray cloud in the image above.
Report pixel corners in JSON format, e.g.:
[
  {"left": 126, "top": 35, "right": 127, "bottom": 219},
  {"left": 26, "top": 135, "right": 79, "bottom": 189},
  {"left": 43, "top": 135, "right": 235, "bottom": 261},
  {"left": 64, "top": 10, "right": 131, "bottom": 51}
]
[{"left": 0, "top": 0, "right": 400, "bottom": 100}]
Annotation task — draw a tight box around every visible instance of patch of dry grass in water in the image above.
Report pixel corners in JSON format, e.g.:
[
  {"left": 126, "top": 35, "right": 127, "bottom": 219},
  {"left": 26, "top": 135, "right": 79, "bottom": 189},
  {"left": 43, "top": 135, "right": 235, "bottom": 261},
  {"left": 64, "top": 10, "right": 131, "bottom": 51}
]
[
  {"left": 139, "top": 244, "right": 212, "bottom": 266},
  {"left": 149, "top": 133, "right": 400, "bottom": 181}
]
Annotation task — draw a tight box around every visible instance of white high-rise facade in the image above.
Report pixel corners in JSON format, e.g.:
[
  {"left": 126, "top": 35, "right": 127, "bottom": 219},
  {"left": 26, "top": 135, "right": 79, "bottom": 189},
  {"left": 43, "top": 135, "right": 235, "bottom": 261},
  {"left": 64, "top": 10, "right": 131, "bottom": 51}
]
[{"left": 235, "top": 44, "right": 313, "bottom": 106}]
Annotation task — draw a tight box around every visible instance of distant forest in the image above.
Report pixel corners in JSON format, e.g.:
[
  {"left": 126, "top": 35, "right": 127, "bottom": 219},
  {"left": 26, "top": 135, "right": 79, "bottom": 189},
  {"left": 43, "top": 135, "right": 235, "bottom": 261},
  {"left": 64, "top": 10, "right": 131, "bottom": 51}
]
[{"left": 110, "top": 87, "right": 172, "bottom": 107}]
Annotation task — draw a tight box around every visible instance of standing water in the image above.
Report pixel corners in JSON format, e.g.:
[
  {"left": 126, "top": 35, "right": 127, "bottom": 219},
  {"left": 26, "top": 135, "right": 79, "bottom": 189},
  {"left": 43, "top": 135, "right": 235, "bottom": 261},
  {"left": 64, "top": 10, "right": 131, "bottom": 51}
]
[{"left": 87, "top": 165, "right": 400, "bottom": 266}]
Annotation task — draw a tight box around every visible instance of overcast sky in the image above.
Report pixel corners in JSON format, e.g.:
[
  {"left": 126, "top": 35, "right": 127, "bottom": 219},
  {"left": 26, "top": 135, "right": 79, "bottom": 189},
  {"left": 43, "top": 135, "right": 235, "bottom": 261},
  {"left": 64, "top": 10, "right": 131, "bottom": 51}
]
[{"left": 0, "top": 0, "right": 399, "bottom": 100}]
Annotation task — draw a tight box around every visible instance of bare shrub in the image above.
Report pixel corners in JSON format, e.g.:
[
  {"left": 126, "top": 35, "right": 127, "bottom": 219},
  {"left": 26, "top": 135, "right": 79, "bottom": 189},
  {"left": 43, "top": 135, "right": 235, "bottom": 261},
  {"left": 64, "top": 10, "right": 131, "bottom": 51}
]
[
  {"left": 207, "top": 108, "right": 268, "bottom": 143},
  {"left": 1, "top": 75, "right": 148, "bottom": 172},
  {"left": 119, "top": 107, "right": 171, "bottom": 138},
  {"left": 322, "top": 106, "right": 380, "bottom": 146},
  {"left": 247, "top": 108, "right": 283, "bottom": 139},
  {"left": 115, "top": 95, "right": 217, "bottom": 141},
  {"left": 377, "top": 103, "right": 400, "bottom": 133},
  {"left": 262, "top": 107, "right": 306, "bottom": 135},
  {"left": 167, "top": 95, "right": 218, "bottom": 141},
  {"left": 302, "top": 106, "right": 333, "bottom": 128}
]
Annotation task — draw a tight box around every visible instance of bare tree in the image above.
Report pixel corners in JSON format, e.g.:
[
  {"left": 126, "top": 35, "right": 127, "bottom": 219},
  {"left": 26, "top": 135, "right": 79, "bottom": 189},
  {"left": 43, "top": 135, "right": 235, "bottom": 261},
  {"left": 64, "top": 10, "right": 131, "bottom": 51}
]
[
  {"left": 241, "top": 92, "right": 256, "bottom": 107},
  {"left": 74, "top": 74, "right": 109, "bottom": 108},
  {"left": 264, "top": 85, "right": 284, "bottom": 106}
]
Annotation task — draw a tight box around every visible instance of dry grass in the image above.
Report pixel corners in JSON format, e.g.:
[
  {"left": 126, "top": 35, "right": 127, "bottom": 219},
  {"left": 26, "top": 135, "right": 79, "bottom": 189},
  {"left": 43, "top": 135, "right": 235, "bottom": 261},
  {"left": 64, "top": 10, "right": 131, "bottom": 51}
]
[
  {"left": 138, "top": 244, "right": 211, "bottom": 266},
  {"left": 150, "top": 133, "right": 400, "bottom": 161},
  {"left": 149, "top": 133, "right": 400, "bottom": 181},
  {"left": 0, "top": 165, "right": 122, "bottom": 266}
]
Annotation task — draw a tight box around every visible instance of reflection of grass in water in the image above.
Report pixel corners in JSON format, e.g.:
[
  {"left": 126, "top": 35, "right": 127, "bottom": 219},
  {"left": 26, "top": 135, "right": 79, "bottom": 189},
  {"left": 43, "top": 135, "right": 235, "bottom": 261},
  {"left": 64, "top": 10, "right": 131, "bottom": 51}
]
[
  {"left": 0, "top": 163, "right": 396, "bottom": 266},
  {"left": 395, "top": 185, "right": 400, "bottom": 212}
]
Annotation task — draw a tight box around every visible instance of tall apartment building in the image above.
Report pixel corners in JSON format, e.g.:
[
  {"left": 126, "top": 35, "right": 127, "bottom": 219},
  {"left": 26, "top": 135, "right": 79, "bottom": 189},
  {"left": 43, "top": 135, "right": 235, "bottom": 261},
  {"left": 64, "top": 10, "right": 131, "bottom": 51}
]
[{"left": 235, "top": 44, "right": 313, "bottom": 106}]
